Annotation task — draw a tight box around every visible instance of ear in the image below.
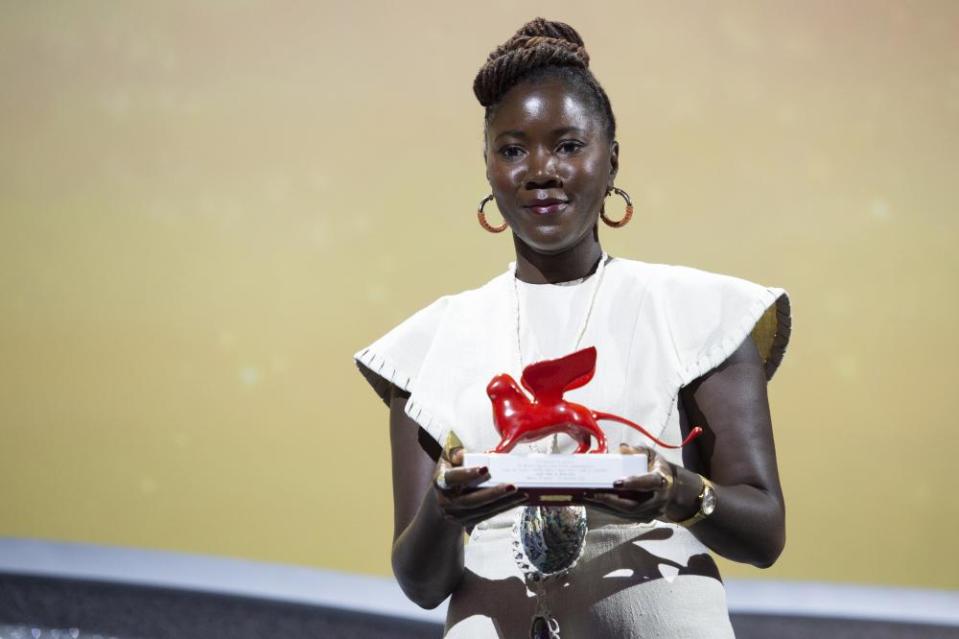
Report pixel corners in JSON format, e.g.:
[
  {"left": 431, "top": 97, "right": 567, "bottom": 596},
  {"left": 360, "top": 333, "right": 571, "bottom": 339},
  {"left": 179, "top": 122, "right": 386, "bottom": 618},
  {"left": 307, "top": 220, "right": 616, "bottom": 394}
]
[
  {"left": 607, "top": 140, "right": 620, "bottom": 188},
  {"left": 482, "top": 142, "right": 490, "bottom": 182}
]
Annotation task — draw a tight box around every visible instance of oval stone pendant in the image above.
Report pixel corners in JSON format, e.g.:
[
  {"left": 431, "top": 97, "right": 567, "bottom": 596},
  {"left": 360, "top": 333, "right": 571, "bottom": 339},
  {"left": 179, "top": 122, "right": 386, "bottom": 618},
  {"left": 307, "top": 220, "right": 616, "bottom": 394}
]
[
  {"left": 517, "top": 505, "right": 587, "bottom": 575},
  {"left": 514, "top": 505, "right": 587, "bottom": 639}
]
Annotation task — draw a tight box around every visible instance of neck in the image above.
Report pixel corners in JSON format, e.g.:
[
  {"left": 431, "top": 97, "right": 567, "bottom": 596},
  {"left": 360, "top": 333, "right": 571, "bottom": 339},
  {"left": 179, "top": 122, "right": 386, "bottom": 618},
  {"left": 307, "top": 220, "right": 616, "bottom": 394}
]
[{"left": 512, "top": 230, "right": 604, "bottom": 284}]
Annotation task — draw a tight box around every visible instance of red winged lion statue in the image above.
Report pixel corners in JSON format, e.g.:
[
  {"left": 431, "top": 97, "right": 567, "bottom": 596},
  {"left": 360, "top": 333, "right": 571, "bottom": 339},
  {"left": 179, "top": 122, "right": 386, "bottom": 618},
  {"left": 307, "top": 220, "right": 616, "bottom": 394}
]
[{"left": 486, "top": 346, "right": 703, "bottom": 454}]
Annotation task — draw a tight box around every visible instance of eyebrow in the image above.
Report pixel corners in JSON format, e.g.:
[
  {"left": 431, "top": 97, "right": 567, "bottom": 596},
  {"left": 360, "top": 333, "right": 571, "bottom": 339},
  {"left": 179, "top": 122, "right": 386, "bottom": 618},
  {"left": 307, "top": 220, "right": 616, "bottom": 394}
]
[{"left": 493, "top": 126, "right": 588, "bottom": 143}]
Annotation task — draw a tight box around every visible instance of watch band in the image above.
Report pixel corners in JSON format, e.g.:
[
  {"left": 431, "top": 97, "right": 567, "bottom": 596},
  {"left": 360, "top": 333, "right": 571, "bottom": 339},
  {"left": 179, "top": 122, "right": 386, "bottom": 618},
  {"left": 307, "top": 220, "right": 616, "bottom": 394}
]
[{"left": 674, "top": 475, "right": 716, "bottom": 528}]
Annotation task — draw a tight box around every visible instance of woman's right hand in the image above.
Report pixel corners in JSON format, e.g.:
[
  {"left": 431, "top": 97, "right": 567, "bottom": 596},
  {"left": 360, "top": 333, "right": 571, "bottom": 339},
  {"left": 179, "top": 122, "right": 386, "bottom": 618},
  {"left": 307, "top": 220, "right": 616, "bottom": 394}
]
[{"left": 433, "top": 446, "right": 528, "bottom": 529}]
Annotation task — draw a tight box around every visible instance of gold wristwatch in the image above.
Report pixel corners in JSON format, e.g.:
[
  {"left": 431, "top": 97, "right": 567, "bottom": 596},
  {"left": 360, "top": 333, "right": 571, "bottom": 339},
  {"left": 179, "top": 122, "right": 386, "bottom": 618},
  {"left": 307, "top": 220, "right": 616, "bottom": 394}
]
[{"left": 674, "top": 475, "right": 717, "bottom": 528}]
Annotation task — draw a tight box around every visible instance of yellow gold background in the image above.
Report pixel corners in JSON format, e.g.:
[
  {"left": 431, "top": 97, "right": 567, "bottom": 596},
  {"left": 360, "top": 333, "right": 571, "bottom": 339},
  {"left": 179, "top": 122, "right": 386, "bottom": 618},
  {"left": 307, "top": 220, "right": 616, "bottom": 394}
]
[{"left": 1, "top": 2, "right": 957, "bottom": 589}]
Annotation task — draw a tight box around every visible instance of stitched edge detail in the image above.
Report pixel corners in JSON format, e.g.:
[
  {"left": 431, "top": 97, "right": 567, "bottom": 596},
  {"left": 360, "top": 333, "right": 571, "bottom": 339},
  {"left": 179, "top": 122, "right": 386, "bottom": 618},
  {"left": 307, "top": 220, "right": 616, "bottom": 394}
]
[{"left": 353, "top": 348, "right": 448, "bottom": 444}]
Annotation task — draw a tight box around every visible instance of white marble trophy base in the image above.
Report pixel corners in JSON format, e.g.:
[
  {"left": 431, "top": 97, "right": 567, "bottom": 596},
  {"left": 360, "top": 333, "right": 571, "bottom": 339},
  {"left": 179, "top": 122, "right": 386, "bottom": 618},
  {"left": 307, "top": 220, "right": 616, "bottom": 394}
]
[{"left": 463, "top": 452, "right": 649, "bottom": 502}]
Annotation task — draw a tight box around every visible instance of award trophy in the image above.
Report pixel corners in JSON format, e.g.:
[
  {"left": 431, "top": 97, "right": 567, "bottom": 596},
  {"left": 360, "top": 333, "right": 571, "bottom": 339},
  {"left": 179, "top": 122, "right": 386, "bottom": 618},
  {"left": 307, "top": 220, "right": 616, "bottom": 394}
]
[
  {"left": 460, "top": 346, "right": 703, "bottom": 639},
  {"left": 463, "top": 346, "right": 702, "bottom": 503}
]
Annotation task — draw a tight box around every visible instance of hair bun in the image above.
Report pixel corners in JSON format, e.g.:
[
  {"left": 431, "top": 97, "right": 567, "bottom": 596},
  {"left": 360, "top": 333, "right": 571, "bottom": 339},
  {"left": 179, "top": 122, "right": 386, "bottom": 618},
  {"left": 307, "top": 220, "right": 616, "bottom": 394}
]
[
  {"left": 522, "top": 16, "right": 583, "bottom": 43},
  {"left": 474, "top": 18, "right": 591, "bottom": 107},
  {"left": 490, "top": 17, "right": 588, "bottom": 62}
]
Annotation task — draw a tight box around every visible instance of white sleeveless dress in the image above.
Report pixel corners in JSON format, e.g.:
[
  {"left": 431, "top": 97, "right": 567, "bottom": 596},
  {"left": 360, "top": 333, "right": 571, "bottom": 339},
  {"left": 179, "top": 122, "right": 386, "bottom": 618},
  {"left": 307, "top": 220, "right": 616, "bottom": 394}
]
[{"left": 354, "top": 256, "right": 791, "bottom": 638}]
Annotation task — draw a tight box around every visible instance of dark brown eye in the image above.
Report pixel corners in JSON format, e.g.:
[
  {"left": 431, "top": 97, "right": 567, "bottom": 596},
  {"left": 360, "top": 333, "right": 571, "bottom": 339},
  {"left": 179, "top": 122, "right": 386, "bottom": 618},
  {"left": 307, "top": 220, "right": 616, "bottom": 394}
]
[
  {"left": 499, "top": 145, "right": 525, "bottom": 160},
  {"left": 557, "top": 141, "right": 584, "bottom": 154}
]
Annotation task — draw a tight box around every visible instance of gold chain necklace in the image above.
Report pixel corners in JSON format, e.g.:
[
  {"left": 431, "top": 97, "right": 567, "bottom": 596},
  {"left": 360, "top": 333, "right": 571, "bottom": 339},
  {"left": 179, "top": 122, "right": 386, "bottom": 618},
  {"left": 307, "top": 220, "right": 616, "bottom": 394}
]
[
  {"left": 511, "top": 251, "right": 609, "bottom": 454},
  {"left": 508, "top": 251, "right": 610, "bottom": 639}
]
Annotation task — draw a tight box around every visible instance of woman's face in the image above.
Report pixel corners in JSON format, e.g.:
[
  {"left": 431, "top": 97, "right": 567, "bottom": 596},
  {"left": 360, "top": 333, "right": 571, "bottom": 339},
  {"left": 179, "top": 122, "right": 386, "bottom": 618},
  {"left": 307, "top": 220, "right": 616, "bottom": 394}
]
[{"left": 485, "top": 79, "right": 618, "bottom": 255}]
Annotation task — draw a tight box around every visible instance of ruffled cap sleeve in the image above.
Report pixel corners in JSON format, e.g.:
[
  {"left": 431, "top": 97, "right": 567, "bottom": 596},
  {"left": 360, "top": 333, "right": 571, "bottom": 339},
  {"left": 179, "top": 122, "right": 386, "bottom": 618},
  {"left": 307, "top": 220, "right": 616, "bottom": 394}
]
[
  {"left": 353, "top": 296, "right": 450, "bottom": 406},
  {"left": 661, "top": 265, "right": 791, "bottom": 387}
]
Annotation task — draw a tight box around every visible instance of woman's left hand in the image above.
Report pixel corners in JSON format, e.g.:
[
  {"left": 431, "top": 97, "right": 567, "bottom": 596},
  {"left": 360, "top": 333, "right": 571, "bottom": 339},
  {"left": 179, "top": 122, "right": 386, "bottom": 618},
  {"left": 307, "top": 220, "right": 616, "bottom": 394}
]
[{"left": 582, "top": 443, "right": 679, "bottom": 523}]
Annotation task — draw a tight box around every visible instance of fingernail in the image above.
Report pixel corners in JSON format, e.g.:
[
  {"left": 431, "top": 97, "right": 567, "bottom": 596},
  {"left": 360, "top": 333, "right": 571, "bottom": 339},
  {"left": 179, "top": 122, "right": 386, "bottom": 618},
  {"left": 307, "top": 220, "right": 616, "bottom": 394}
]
[
  {"left": 506, "top": 484, "right": 517, "bottom": 492},
  {"left": 478, "top": 466, "right": 489, "bottom": 475},
  {"left": 613, "top": 480, "right": 624, "bottom": 488}
]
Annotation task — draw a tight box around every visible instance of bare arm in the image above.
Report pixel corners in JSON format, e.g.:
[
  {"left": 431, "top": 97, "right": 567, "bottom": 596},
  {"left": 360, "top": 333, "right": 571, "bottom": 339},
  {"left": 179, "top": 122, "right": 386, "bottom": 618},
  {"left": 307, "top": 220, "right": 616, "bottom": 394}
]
[
  {"left": 388, "top": 387, "right": 527, "bottom": 608},
  {"left": 388, "top": 388, "right": 465, "bottom": 609},
  {"left": 586, "top": 336, "right": 786, "bottom": 568},
  {"left": 674, "top": 335, "right": 786, "bottom": 567}
]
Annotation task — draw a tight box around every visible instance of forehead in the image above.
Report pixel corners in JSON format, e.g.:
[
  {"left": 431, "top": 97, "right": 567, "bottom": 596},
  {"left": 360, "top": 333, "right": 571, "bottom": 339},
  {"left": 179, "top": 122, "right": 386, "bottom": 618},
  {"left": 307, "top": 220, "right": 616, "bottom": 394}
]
[{"left": 488, "top": 79, "right": 597, "bottom": 139}]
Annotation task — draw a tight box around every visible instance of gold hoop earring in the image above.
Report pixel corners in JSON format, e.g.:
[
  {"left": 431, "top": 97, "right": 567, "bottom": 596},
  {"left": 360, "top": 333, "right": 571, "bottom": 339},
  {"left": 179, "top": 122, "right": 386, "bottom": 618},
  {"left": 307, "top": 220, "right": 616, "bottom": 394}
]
[
  {"left": 600, "top": 186, "right": 633, "bottom": 228},
  {"left": 477, "top": 194, "right": 508, "bottom": 233}
]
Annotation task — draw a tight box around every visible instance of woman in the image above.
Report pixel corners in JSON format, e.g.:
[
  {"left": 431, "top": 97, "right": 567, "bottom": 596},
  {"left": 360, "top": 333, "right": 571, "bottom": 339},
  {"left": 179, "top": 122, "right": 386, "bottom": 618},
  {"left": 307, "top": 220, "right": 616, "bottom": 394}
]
[{"left": 355, "top": 18, "right": 790, "bottom": 638}]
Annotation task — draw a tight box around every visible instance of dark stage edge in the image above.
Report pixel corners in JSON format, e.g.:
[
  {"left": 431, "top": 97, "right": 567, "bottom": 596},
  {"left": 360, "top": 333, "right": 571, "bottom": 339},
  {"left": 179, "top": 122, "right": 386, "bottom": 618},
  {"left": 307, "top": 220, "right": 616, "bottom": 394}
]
[
  {"left": 3, "top": 572, "right": 958, "bottom": 639},
  {"left": 0, "top": 573, "right": 438, "bottom": 639}
]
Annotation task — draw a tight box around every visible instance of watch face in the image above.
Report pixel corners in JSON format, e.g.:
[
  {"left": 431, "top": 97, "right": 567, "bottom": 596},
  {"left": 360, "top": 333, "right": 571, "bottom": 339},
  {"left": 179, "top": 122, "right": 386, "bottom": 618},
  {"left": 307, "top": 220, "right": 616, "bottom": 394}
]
[{"left": 701, "top": 486, "right": 717, "bottom": 516}]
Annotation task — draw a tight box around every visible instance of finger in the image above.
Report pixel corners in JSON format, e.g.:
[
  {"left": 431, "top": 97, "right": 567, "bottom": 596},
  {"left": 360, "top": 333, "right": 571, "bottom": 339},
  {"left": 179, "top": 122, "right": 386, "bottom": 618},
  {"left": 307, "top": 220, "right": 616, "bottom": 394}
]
[
  {"left": 619, "top": 442, "right": 640, "bottom": 455},
  {"left": 448, "top": 447, "right": 465, "bottom": 467},
  {"left": 649, "top": 453, "right": 672, "bottom": 472},
  {"left": 434, "top": 454, "right": 454, "bottom": 482},
  {"left": 447, "top": 483, "right": 519, "bottom": 510},
  {"left": 592, "top": 489, "right": 664, "bottom": 512},
  {"left": 609, "top": 480, "right": 668, "bottom": 514},
  {"left": 614, "top": 472, "right": 668, "bottom": 492},
  {"left": 442, "top": 465, "right": 490, "bottom": 489},
  {"left": 441, "top": 485, "right": 520, "bottom": 522},
  {"left": 441, "top": 492, "right": 529, "bottom": 526},
  {"left": 647, "top": 458, "right": 676, "bottom": 494},
  {"left": 584, "top": 492, "right": 643, "bottom": 512},
  {"left": 459, "top": 492, "right": 530, "bottom": 528},
  {"left": 619, "top": 444, "right": 660, "bottom": 474}
]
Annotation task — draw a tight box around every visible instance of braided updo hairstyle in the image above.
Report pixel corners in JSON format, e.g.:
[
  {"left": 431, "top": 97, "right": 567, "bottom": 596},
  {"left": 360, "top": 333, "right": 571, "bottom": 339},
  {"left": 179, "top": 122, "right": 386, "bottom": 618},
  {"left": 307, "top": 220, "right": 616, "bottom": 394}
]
[{"left": 473, "top": 18, "right": 616, "bottom": 143}]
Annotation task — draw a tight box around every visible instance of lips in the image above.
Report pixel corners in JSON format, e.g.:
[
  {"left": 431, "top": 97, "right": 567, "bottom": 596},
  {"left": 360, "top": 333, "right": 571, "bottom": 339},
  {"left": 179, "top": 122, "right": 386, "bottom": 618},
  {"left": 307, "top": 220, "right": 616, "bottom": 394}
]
[{"left": 523, "top": 196, "right": 569, "bottom": 216}]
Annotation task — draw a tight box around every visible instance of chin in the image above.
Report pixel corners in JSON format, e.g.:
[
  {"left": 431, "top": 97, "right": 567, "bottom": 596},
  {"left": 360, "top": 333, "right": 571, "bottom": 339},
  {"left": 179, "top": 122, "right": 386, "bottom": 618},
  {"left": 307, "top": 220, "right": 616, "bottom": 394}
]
[{"left": 515, "top": 225, "right": 593, "bottom": 256}]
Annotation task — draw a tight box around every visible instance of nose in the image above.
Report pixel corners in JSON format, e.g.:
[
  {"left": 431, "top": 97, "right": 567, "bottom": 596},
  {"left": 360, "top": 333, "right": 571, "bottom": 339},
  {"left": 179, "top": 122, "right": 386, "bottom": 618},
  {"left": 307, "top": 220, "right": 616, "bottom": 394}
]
[{"left": 523, "top": 149, "right": 562, "bottom": 189}]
